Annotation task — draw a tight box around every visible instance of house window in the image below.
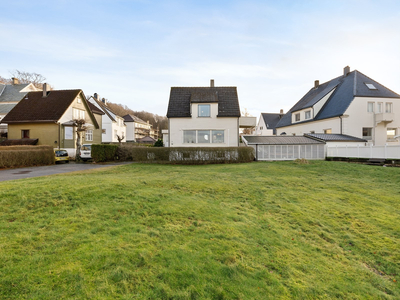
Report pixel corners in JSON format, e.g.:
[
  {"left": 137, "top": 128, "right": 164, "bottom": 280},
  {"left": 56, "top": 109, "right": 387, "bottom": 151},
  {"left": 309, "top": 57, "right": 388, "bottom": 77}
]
[
  {"left": 295, "top": 113, "right": 300, "bottom": 121},
  {"left": 85, "top": 130, "right": 93, "bottom": 141},
  {"left": 21, "top": 130, "right": 30, "bottom": 139},
  {"left": 362, "top": 127, "right": 372, "bottom": 140},
  {"left": 387, "top": 128, "right": 396, "bottom": 140},
  {"left": 198, "top": 130, "right": 210, "bottom": 143},
  {"left": 377, "top": 102, "right": 382, "bottom": 113},
  {"left": 305, "top": 111, "right": 311, "bottom": 119},
  {"left": 386, "top": 103, "right": 393, "bottom": 113},
  {"left": 79, "top": 110, "right": 85, "bottom": 120},
  {"left": 65, "top": 127, "right": 73, "bottom": 139},
  {"left": 198, "top": 104, "right": 210, "bottom": 117},
  {"left": 183, "top": 130, "right": 196, "bottom": 143},
  {"left": 367, "top": 102, "right": 374, "bottom": 113},
  {"left": 259, "top": 126, "right": 263, "bottom": 130},
  {"left": 77, "top": 97, "right": 81, "bottom": 104},
  {"left": 212, "top": 130, "right": 224, "bottom": 143},
  {"left": 324, "top": 129, "right": 332, "bottom": 134}
]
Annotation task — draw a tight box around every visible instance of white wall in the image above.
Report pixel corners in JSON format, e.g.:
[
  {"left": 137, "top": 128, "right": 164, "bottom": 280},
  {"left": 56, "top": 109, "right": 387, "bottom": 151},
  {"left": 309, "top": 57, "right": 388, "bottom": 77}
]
[
  {"left": 169, "top": 103, "right": 239, "bottom": 147},
  {"left": 255, "top": 114, "right": 274, "bottom": 136},
  {"left": 277, "top": 117, "right": 340, "bottom": 136}
]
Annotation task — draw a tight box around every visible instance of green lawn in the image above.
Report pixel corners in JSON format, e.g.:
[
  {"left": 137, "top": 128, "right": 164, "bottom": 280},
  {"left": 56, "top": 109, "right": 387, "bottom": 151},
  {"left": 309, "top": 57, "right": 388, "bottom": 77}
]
[{"left": 0, "top": 161, "right": 399, "bottom": 299}]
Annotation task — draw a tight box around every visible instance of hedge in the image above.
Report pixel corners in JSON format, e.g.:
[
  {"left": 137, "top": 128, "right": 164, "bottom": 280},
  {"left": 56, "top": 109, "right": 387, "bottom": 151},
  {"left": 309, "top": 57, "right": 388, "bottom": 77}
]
[
  {"left": 91, "top": 144, "right": 119, "bottom": 162},
  {"left": 0, "top": 145, "right": 55, "bottom": 168},
  {"left": 116, "top": 144, "right": 255, "bottom": 164}
]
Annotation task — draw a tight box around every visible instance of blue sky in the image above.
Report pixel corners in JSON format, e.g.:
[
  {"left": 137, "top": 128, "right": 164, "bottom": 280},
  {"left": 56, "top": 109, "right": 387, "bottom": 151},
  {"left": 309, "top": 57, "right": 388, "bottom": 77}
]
[{"left": 1, "top": 0, "right": 400, "bottom": 117}]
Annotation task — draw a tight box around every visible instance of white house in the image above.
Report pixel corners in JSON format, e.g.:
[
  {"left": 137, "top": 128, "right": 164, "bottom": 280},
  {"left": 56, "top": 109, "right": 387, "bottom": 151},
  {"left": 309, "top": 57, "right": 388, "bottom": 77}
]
[
  {"left": 0, "top": 78, "right": 39, "bottom": 135},
  {"left": 166, "top": 80, "right": 241, "bottom": 147},
  {"left": 255, "top": 111, "right": 284, "bottom": 135},
  {"left": 275, "top": 66, "right": 400, "bottom": 146},
  {"left": 87, "top": 93, "right": 126, "bottom": 143},
  {"left": 123, "top": 114, "right": 152, "bottom": 142}
]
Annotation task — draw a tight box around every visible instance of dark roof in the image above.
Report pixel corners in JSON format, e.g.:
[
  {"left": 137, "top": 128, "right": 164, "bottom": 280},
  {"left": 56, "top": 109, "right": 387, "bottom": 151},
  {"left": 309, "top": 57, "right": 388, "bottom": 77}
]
[
  {"left": 0, "top": 83, "right": 32, "bottom": 103},
  {"left": 137, "top": 136, "right": 156, "bottom": 143},
  {"left": 277, "top": 69, "right": 400, "bottom": 128},
  {"left": 304, "top": 133, "right": 367, "bottom": 142},
  {"left": 261, "top": 113, "right": 283, "bottom": 135},
  {"left": 123, "top": 114, "right": 147, "bottom": 124},
  {"left": 88, "top": 102, "right": 105, "bottom": 115},
  {"left": 243, "top": 135, "right": 325, "bottom": 145},
  {"left": 87, "top": 96, "right": 116, "bottom": 122},
  {"left": 167, "top": 86, "right": 240, "bottom": 118}
]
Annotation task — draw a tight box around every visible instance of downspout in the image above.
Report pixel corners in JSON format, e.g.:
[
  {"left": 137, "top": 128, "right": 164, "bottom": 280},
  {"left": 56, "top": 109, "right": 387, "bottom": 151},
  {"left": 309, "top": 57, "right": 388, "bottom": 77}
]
[
  {"left": 339, "top": 116, "right": 342, "bottom": 134},
  {"left": 168, "top": 118, "right": 171, "bottom": 147},
  {"left": 58, "top": 123, "right": 61, "bottom": 150}
]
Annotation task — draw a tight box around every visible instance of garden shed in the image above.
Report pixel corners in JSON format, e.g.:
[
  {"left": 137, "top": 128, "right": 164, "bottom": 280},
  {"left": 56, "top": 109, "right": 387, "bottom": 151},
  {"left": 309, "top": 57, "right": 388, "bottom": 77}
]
[{"left": 242, "top": 136, "right": 325, "bottom": 161}]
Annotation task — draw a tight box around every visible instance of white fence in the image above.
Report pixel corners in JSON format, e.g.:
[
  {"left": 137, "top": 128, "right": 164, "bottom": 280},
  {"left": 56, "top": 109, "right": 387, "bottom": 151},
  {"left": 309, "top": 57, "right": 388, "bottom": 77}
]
[
  {"left": 327, "top": 145, "right": 400, "bottom": 159},
  {"left": 256, "top": 144, "right": 325, "bottom": 161}
]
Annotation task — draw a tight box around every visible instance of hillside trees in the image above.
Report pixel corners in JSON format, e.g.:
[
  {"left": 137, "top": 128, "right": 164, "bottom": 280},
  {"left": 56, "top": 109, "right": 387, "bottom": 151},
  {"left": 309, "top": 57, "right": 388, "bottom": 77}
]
[{"left": 0, "top": 70, "right": 51, "bottom": 89}]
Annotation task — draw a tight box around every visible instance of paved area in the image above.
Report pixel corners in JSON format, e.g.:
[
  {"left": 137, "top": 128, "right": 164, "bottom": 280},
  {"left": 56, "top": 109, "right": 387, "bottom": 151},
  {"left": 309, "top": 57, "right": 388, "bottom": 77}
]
[{"left": 0, "top": 161, "right": 133, "bottom": 182}]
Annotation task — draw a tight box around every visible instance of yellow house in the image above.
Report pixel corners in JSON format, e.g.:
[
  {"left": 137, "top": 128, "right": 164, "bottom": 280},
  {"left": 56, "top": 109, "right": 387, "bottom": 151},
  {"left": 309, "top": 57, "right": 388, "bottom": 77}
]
[{"left": 2, "top": 86, "right": 103, "bottom": 157}]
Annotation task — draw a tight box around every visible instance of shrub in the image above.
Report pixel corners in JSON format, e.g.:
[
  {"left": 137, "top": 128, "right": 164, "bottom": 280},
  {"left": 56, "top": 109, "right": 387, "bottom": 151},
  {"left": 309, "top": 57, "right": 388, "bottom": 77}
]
[
  {"left": 154, "top": 139, "right": 164, "bottom": 147},
  {"left": 125, "top": 146, "right": 255, "bottom": 164},
  {"left": 92, "top": 144, "right": 119, "bottom": 162},
  {"left": 0, "top": 145, "right": 55, "bottom": 168}
]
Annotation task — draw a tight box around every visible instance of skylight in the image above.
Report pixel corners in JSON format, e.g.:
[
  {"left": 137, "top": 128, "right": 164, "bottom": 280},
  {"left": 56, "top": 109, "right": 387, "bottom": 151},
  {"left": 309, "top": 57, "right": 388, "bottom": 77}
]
[{"left": 365, "top": 83, "right": 377, "bottom": 90}]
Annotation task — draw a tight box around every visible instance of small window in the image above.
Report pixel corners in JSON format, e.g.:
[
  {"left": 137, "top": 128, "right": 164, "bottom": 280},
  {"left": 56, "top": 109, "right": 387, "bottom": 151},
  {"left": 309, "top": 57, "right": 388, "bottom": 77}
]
[
  {"left": 212, "top": 130, "right": 224, "bottom": 143},
  {"left": 387, "top": 128, "right": 396, "bottom": 140},
  {"left": 295, "top": 113, "right": 300, "bottom": 122},
  {"left": 365, "top": 83, "right": 377, "bottom": 90},
  {"left": 377, "top": 102, "right": 382, "bottom": 113},
  {"left": 102, "top": 129, "right": 106, "bottom": 134},
  {"left": 386, "top": 103, "right": 393, "bottom": 113},
  {"left": 310, "top": 131, "right": 315, "bottom": 134},
  {"left": 21, "top": 130, "right": 30, "bottom": 139},
  {"left": 77, "top": 97, "right": 81, "bottom": 104},
  {"left": 305, "top": 111, "right": 311, "bottom": 119},
  {"left": 367, "top": 102, "right": 374, "bottom": 113},
  {"left": 183, "top": 130, "right": 196, "bottom": 143},
  {"left": 85, "top": 130, "right": 93, "bottom": 141},
  {"left": 362, "top": 127, "right": 372, "bottom": 140},
  {"left": 79, "top": 110, "right": 85, "bottom": 120},
  {"left": 198, "top": 104, "right": 210, "bottom": 117},
  {"left": 324, "top": 129, "right": 332, "bottom": 134}
]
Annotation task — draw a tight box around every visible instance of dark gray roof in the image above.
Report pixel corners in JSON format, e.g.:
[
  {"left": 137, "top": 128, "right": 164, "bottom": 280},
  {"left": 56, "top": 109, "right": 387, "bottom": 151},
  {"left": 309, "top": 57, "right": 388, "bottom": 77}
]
[
  {"left": 0, "top": 83, "right": 32, "bottom": 103},
  {"left": 167, "top": 86, "right": 240, "bottom": 118},
  {"left": 243, "top": 135, "right": 325, "bottom": 145},
  {"left": 261, "top": 113, "right": 283, "bottom": 135},
  {"left": 277, "top": 69, "right": 400, "bottom": 128},
  {"left": 304, "top": 133, "right": 367, "bottom": 142},
  {"left": 0, "top": 104, "right": 17, "bottom": 114},
  {"left": 123, "top": 114, "right": 147, "bottom": 124}
]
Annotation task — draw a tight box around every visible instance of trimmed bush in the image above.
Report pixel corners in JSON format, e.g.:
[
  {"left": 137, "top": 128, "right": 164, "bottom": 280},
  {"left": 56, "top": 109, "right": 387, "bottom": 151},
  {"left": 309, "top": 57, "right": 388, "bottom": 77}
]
[
  {"left": 116, "top": 145, "right": 255, "bottom": 164},
  {"left": 0, "top": 145, "right": 55, "bottom": 168},
  {"left": 91, "top": 144, "right": 119, "bottom": 162}
]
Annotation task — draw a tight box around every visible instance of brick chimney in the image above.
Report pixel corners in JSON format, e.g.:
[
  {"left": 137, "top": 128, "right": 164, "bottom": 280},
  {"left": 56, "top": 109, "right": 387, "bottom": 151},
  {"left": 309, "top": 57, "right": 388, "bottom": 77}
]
[
  {"left": 314, "top": 80, "right": 319, "bottom": 88},
  {"left": 344, "top": 66, "right": 350, "bottom": 76},
  {"left": 42, "top": 83, "right": 49, "bottom": 97},
  {"left": 210, "top": 79, "right": 214, "bottom": 87},
  {"left": 12, "top": 77, "right": 19, "bottom": 85}
]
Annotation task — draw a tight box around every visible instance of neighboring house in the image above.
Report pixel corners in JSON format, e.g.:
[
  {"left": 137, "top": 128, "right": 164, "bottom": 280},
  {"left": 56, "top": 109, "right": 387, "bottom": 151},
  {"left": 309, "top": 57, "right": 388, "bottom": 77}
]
[
  {"left": 87, "top": 94, "right": 126, "bottom": 143},
  {"left": 2, "top": 86, "right": 101, "bottom": 157},
  {"left": 0, "top": 78, "right": 39, "bottom": 134},
  {"left": 123, "top": 114, "right": 153, "bottom": 142},
  {"left": 166, "top": 80, "right": 241, "bottom": 147},
  {"left": 255, "top": 110, "right": 284, "bottom": 135},
  {"left": 275, "top": 66, "right": 400, "bottom": 146}
]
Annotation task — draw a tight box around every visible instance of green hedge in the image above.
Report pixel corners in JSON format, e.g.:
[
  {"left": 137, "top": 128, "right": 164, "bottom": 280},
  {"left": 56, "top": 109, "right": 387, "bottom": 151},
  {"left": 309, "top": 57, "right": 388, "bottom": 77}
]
[
  {"left": 92, "top": 144, "right": 119, "bottom": 162},
  {"left": 0, "top": 145, "right": 55, "bottom": 168},
  {"left": 116, "top": 145, "right": 255, "bottom": 164}
]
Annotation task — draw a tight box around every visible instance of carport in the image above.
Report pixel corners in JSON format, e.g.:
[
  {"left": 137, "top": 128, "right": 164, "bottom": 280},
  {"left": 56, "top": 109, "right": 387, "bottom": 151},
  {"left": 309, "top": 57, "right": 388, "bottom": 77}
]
[{"left": 242, "top": 136, "right": 326, "bottom": 161}]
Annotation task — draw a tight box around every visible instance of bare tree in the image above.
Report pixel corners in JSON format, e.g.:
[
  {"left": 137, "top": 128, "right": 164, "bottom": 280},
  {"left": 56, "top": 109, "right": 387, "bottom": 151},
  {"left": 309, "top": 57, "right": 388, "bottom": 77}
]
[
  {"left": 74, "top": 119, "right": 87, "bottom": 161},
  {"left": 241, "top": 108, "right": 255, "bottom": 135},
  {"left": 116, "top": 134, "right": 125, "bottom": 145}
]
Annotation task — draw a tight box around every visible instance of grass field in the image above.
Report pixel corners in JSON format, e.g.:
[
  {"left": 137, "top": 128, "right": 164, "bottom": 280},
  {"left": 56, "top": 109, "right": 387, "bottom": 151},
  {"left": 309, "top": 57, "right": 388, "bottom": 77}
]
[{"left": 0, "top": 161, "right": 399, "bottom": 299}]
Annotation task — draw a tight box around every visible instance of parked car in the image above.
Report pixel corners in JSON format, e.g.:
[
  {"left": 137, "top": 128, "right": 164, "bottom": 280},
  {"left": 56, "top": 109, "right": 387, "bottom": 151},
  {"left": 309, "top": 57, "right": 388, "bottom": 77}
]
[
  {"left": 54, "top": 149, "right": 69, "bottom": 163},
  {"left": 80, "top": 144, "right": 92, "bottom": 161}
]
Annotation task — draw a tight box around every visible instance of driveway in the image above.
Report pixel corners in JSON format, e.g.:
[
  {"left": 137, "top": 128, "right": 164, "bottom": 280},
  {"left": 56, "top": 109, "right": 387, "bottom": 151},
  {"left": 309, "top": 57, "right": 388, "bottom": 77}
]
[{"left": 0, "top": 161, "right": 133, "bottom": 182}]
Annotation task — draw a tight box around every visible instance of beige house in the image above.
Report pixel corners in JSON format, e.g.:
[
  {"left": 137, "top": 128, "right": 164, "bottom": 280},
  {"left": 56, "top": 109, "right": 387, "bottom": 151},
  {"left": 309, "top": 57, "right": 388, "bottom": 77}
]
[
  {"left": 275, "top": 66, "right": 400, "bottom": 146},
  {"left": 2, "top": 85, "right": 103, "bottom": 157},
  {"left": 165, "top": 80, "right": 241, "bottom": 147}
]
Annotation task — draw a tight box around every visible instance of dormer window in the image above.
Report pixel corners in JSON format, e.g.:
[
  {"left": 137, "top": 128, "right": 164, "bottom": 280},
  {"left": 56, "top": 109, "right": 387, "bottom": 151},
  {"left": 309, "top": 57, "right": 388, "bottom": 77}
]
[
  {"left": 305, "top": 111, "right": 311, "bottom": 120},
  {"left": 295, "top": 113, "right": 300, "bottom": 122},
  {"left": 198, "top": 104, "right": 210, "bottom": 117},
  {"left": 365, "top": 83, "right": 377, "bottom": 90}
]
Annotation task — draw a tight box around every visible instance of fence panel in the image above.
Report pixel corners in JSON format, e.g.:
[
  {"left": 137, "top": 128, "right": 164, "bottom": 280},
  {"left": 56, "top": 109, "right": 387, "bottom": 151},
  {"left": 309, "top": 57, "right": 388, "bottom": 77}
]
[{"left": 327, "top": 145, "right": 400, "bottom": 159}]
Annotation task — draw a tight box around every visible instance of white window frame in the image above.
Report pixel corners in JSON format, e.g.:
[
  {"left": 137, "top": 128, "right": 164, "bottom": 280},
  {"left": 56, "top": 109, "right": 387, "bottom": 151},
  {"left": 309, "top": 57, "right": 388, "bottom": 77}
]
[
  {"left": 367, "top": 102, "right": 374, "bottom": 113},
  {"left": 295, "top": 113, "right": 300, "bottom": 122},
  {"left": 305, "top": 111, "right": 311, "bottom": 120},
  {"left": 377, "top": 102, "right": 383, "bottom": 113},
  {"left": 198, "top": 104, "right": 211, "bottom": 117},
  {"left": 65, "top": 127, "right": 73, "bottom": 140},
  {"left": 362, "top": 127, "right": 372, "bottom": 140},
  {"left": 85, "top": 129, "right": 93, "bottom": 141},
  {"left": 386, "top": 102, "right": 393, "bottom": 113}
]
